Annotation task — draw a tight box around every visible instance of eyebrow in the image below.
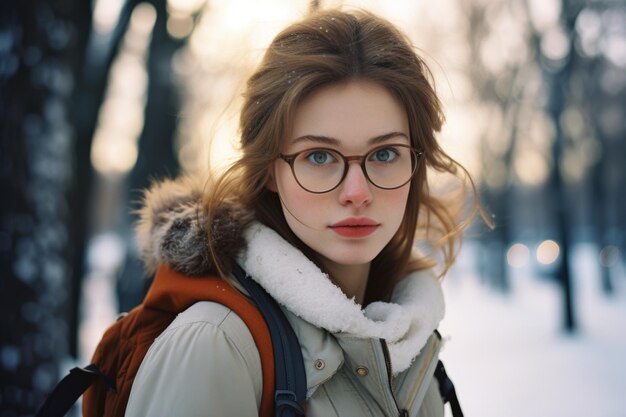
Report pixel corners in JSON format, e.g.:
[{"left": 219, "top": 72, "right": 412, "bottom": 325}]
[{"left": 290, "top": 131, "right": 409, "bottom": 146}]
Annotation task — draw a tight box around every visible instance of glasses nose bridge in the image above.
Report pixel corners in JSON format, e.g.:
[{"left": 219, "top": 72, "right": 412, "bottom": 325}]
[
  {"left": 341, "top": 153, "right": 370, "bottom": 183},
  {"left": 343, "top": 153, "right": 368, "bottom": 169}
]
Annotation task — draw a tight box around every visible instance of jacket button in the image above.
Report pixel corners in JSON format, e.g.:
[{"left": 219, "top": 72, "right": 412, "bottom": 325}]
[
  {"left": 314, "top": 359, "right": 325, "bottom": 370},
  {"left": 356, "top": 366, "right": 369, "bottom": 377}
]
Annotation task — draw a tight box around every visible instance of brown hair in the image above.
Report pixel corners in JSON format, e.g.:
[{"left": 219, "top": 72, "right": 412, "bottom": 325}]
[{"left": 205, "top": 9, "right": 487, "bottom": 304}]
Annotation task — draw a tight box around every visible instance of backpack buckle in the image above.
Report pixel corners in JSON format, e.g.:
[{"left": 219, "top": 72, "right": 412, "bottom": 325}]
[{"left": 274, "top": 390, "right": 305, "bottom": 415}]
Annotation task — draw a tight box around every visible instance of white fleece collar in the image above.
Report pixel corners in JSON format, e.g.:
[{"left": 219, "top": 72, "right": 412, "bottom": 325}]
[{"left": 237, "top": 222, "right": 445, "bottom": 375}]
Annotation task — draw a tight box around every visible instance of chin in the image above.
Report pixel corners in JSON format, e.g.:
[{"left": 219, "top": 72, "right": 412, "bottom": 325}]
[{"left": 325, "top": 251, "right": 379, "bottom": 267}]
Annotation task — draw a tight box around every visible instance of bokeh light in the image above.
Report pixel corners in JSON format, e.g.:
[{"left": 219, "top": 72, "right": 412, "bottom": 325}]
[
  {"left": 537, "top": 240, "right": 560, "bottom": 265},
  {"left": 507, "top": 243, "right": 531, "bottom": 268},
  {"left": 541, "top": 26, "right": 571, "bottom": 61},
  {"left": 167, "top": 0, "right": 205, "bottom": 15},
  {"left": 513, "top": 147, "right": 550, "bottom": 186},
  {"left": 90, "top": 3, "right": 155, "bottom": 176},
  {"left": 93, "top": 0, "right": 125, "bottom": 34}
]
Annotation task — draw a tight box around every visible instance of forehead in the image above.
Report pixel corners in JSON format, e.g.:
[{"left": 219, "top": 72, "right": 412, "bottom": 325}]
[{"left": 288, "top": 80, "right": 409, "bottom": 150}]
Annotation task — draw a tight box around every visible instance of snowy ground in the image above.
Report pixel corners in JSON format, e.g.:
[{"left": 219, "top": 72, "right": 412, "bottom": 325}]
[{"left": 439, "top": 243, "right": 626, "bottom": 417}]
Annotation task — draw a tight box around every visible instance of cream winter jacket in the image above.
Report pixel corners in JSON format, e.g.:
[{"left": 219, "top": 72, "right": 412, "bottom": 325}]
[{"left": 124, "top": 178, "right": 446, "bottom": 417}]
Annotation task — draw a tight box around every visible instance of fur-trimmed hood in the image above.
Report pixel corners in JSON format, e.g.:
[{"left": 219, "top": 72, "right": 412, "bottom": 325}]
[
  {"left": 135, "top": 177, "right": 445, "bottom": 375},
  {"left": 135, "top": 177, "right": 253, "bottom": 277}
]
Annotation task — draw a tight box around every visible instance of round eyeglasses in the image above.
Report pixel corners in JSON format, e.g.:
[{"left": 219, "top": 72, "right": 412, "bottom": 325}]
[{"left": 278, "top": 144, "right": 423, "bottom": 194}]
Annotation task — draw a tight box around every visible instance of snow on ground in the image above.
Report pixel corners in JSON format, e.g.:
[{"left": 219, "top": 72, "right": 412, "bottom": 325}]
[
  {"left": 78, "top": 233, "right": 124, "bottom": 363},
  {"left": 439, "top": 243, "right": 626, "bottom": 417}
]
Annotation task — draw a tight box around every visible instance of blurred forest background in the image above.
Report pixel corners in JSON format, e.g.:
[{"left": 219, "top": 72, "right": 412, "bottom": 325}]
[{"left": 1, "top": 0, "right": 625, "bottom": 415}]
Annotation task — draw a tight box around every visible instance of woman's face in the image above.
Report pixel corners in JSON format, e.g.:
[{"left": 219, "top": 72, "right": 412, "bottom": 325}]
[{"left": 268, "top": 80, "right": 411, "bottom": 274}]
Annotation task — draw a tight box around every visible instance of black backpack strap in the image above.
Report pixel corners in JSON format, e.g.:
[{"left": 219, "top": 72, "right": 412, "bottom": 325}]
[
  {"left": 434, "top": 360, "right": 464, "bottom": 417},
  {"left": 35, "top": 364, "right": 115, "bottom": 417},
  {"left": 232, "top": 263, "right": 307, "bottom": 417}
]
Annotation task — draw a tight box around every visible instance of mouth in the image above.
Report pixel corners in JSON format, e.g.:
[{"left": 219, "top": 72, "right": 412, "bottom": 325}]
[{"left": 329, "top": 218, "right": 380, "bottom": 238}]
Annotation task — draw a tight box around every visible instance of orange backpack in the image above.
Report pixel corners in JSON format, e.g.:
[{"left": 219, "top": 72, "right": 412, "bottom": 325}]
[{"left": 36, "top": 264, "right": 307, "bottom": 417}]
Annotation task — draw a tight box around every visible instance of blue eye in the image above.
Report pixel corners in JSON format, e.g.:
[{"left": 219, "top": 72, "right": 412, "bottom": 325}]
[
  {"left": 306, "top": 150, "right": 336, "bottom": 165},
  {"left": 371, "top": 147, "right": 399, "bottom": 162}
]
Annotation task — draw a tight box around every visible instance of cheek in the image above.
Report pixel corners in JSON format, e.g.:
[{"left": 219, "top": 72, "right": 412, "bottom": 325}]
[
  {"left": 283, "top": 187, "right": 315, "bottom": 217},
  {"left": 275, "top": 166, "right": 325, "bottom": 224},
  {"left": 386, "top": 187, "right": 411, "bottom": 226}
]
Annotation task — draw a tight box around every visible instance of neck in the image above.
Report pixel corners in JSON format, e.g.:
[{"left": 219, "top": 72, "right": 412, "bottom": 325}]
[{"left": 323, "top": 261, "right": 370, "bottom": 305}]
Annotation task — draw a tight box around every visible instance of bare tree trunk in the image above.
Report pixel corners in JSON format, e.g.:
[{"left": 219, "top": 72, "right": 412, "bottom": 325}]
[
  {"left": 117, "top": 0, "right": 183, "bottom": 312},
  {"left": 541, "top": 0, "right": 583, "bottom": 333},
  {"left": 0, "top": 0, "right": 90, "bottom": 412}
]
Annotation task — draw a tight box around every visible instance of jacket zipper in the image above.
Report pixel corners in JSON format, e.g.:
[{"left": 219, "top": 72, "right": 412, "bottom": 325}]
[
  {"left": 380, "top": 339, "right": 406, "bottom": 417},
  {"left": 403, "top": 334, "right": 441, "bottom": 412}
]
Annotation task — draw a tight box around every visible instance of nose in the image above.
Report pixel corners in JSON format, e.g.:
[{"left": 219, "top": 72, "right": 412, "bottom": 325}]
[{"left": 338, "top": 162, "right": 373, "bottom": 207}]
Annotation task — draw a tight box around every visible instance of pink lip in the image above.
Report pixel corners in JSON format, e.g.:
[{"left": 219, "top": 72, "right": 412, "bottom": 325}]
[{"left": 329, "top": 217, "right": 380, "bottom": 238}]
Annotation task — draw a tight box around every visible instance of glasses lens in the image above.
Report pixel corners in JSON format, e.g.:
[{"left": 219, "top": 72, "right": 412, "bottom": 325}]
[
  {"left": 365, "top": 145, "right": 416, "bottom": 189},
  {"left": 292, "top": 149, "right": 344, "bottom": 192}
]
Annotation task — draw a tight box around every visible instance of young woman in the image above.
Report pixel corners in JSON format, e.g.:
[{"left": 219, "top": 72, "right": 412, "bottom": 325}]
[{"left": 126, "top": 8, "right": 481, "bottom": 417}]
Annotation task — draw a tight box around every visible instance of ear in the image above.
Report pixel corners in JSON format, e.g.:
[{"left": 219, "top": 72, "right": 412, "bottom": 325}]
[{"left": 265, "top": 166, "right": 278, "bottom": 193}]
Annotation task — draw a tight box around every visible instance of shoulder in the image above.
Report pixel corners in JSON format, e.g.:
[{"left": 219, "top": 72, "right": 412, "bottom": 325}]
[
  {"left": 125, "top": 301, "right": 263, "bottom": 416},
  {"left": 164, "top": 301, "right": 258, "bottom": 352},
  {"left": 148, "top": 301, "right": 262, "bottom": 383}
]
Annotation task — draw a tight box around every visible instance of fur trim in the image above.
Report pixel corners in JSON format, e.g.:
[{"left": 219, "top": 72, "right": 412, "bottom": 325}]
[
  {"left": 239, "top": 222, "right": 445, "bottom": 375},
  {"left": 134, "top": 177, "right": 253, "bottom": 277}
]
